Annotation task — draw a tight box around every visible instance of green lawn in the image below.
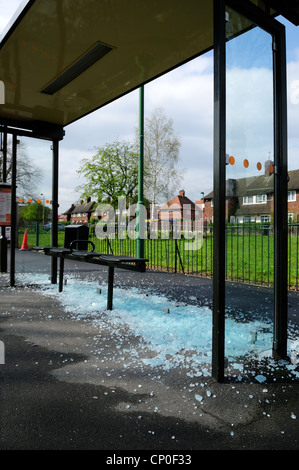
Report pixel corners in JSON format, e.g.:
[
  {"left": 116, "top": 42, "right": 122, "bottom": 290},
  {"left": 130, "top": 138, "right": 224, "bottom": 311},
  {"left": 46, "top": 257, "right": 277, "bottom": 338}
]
[{"left": 18, "top": 229, "right": 65, "bottom": 249}]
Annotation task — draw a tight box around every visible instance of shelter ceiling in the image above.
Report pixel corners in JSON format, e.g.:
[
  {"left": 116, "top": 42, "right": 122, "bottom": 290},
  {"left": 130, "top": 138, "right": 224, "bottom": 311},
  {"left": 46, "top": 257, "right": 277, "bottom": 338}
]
[
  {"left": 0, "top": 0, "right": 213, "bottom": 128},
  {"left": 0, "top": 0, "right": 298, "bottom": 132}
]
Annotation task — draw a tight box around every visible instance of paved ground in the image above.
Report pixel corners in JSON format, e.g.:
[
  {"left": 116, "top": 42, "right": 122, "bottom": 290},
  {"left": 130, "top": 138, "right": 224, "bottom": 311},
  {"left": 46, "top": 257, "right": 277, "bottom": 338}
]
[{"left": 0, "top": 250, "right": 298, "bottom": 453}]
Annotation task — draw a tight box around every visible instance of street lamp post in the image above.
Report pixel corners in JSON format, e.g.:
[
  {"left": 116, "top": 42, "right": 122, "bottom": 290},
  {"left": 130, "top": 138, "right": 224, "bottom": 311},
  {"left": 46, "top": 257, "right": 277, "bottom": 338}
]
[{"left": 201, "top": 191, "right": 205, "bottom": 233}]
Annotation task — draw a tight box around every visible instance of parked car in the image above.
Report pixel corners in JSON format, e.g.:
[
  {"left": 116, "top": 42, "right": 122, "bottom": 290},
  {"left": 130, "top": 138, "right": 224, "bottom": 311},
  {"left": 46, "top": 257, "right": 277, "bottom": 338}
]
[{"left": 43, "top": 222, "right": 65, "bottom": 231}]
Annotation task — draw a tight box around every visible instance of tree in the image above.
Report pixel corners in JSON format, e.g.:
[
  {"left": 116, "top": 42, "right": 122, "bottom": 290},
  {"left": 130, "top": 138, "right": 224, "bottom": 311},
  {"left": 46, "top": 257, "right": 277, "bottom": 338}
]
[
  {"left": 19, "top": 202, "right": 51, "bottom": 224},
  {"left": 0, "top": 138, "right": 43, "bottom": 198},
  {"left": 76, "top": 109, "right": 182, "bottom": 214},
  {"left": 142, "top": 108, "right": 182, "bottom": 209},
  {"left": 76, "top": 141, "right": 139, "bottom": 208}
]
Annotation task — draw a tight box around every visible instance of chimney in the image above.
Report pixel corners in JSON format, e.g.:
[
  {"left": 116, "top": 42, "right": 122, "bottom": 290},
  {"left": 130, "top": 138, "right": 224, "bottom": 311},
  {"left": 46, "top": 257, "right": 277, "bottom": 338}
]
[
  {"left": 179, "top": 189, "right": 185, "bottom": 197},
  {"left": 265, "top": 160, "right": 274, "bottom": 177}
]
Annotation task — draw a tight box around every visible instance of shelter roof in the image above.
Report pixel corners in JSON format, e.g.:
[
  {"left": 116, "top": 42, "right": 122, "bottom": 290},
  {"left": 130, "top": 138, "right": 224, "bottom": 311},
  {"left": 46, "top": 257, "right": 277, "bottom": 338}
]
[
  {"left": 0, "top": 1, "right": 298, "bottom": 138},
  {"left": 0, "top": 0, "right": 216, "bottom": 132}
]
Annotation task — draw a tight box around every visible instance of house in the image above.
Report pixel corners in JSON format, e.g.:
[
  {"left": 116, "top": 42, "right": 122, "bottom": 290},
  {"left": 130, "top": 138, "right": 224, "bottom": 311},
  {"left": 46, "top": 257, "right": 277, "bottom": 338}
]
[
  {"left": 59, "top": 204, "right": 75, "bottom": 223},
  {"left": 157, "top": 189, "right": 203, "bottom": 232},
  {"left": 198, "top": 165, "right": 299, "bottom": 224},
  {"left": 158, "top": 190, "right": 198, "bottom": 221},
  {"left": 287, "top": 169, "right": 299, "bottom": 221},
  {"left": 60, "top": 199, "right": 96, "bottom": 224}
]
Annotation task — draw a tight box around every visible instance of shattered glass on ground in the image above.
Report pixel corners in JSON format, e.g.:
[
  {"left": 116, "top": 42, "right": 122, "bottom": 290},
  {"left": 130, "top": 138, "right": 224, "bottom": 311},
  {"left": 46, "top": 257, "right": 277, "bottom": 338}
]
[{"left": 17, "top": 273, "right": 299, "bottom": 381}]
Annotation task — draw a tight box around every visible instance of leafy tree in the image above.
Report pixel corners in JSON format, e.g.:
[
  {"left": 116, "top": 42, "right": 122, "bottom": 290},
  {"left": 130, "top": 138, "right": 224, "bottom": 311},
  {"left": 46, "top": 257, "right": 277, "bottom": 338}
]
[
  {"left": 76, "top": 141, "right": 139, "bottom": 208},
  {"left": 76, "top": 109, "right": 182, "bottom": 215},
  {"left": 19, "top": 202, "right": 51, "bottom": 224}
]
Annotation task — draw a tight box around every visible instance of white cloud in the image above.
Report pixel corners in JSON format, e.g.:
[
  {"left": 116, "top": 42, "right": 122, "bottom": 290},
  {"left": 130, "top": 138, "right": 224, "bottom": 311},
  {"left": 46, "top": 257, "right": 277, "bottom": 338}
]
[
  {"left": 53, "top": 55, "right": 215, "bottom": 210},
  {"left": 19, "top": 54, "right": 299, "bottom": 213},
  {"left": 287, "top": 58, "right": 299, "bottom": 172},
  {"left": 226, "top": 66, "right": 274, "bottom": 180}
]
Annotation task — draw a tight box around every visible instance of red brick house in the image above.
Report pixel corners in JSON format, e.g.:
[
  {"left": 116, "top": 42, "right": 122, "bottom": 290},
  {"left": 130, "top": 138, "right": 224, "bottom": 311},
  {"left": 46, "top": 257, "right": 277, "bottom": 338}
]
[
  {"left": 158, "top": 190, "right": 197, "bottom": 221},
  {"left": 60, "top": 199, "right": 96, "bottom": 224},
  {"left": 59, "top": 204, "right": 75, "bottom": 223},
  {"left": 287, "top": 169, "right": 299, "bottom": 222},
  {"left": 198, "top": 168, "right": 299, "bottom": 224},
  {"left": 157, "top": 190, "right": 203, "bottom": 232}
]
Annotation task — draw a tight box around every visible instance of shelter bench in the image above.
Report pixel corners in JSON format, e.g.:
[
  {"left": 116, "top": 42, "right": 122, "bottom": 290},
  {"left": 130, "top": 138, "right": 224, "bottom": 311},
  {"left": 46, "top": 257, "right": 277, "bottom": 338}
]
[{"left": 33, "top": 240, "right": 148, "bottom": 310}]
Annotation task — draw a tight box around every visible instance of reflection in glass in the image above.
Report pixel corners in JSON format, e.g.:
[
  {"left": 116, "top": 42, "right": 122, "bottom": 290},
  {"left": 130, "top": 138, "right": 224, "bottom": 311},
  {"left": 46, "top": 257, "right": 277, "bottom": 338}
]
[{"left": 225, "top": 8, "right": 274, "bottom": 371}]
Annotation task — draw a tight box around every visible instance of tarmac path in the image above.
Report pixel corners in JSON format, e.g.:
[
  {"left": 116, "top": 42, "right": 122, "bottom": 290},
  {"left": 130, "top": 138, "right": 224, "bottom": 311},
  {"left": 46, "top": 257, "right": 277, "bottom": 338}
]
[{"left": 0, "top": 250, "right": 298, "bottom": 451}]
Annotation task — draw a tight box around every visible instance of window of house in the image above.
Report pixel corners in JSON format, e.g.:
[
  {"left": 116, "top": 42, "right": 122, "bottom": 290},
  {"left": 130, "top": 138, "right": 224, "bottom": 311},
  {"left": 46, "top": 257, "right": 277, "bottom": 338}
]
[
  {"left": 243, "top": 196, "right": 254, "bottom": 205},
  {"left": 256, "top": 194, "right": 267, "bottom": 204},
  {"left": 288, "top": 191, "right": 296, "bottom": 202},
  {"left": 261, "top": 215, "right": 270, "bottom": 223},
  {"left": 243, "top": 194, "right": 267, "bottom": 205}
]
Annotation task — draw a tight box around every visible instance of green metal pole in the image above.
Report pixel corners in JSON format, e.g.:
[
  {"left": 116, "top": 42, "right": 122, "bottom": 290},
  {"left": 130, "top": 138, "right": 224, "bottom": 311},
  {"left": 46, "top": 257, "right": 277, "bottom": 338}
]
[{"left": 137, "top": 86, "right": 145, "bottom": 258}]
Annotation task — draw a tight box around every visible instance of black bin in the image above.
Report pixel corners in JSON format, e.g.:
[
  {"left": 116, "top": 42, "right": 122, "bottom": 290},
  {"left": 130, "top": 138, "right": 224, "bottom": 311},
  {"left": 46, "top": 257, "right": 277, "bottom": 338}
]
[{"left": 64, "top": 225, "right": 89, "bottom": 250}]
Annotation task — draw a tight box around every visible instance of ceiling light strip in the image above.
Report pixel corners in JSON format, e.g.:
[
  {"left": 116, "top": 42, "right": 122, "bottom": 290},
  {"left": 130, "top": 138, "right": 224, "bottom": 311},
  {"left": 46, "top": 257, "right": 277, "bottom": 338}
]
[{"left": 41, "top": 42, "right": 113, "bottom": 95}]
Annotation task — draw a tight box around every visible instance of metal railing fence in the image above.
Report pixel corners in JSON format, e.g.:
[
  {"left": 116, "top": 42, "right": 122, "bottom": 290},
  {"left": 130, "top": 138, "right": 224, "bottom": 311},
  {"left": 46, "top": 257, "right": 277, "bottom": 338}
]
[{"left": 17, "top": 221, "right": 299, "bottom": 290}]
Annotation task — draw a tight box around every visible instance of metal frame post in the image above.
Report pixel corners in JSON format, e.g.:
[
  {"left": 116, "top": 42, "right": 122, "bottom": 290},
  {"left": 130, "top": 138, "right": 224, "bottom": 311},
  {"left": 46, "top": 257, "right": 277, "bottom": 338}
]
[
  {"left": 212, "top": 0, "right": 226, "bottom": 382},
  {"left": 1, "top": 128, "right": 7, "bottom": 182},
  {"left": 107, "top": 266, "right": 114, "bottom": 310},
  {"left": 137, "top": 86, "right": 145, "bottom": 259},
  {"left": 273, "top": 25, "right": 288, "bottom": 359},
  {"left": 10, "top": 134, "right": 17, "bottom": 287},
  {"left": 51, "top": 139, "right": 59, "bottom": 284},
  {"left": 0, "top": 129, "right": 8, "bottom": 272}
]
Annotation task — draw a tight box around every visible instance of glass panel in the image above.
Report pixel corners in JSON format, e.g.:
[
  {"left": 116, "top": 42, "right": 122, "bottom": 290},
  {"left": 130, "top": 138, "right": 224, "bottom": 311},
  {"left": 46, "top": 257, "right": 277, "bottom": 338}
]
[
  {"left": 225, "top": 7, "right": 274, "bottom": 375},
  {"left": 14, "top": 137, "right": 53, "bottom": 282}
]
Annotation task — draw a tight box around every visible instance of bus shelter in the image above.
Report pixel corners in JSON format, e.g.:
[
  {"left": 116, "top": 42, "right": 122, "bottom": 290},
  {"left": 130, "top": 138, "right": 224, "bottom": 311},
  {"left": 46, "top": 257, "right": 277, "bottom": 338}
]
[{"left": 0, "top": 0, "right": 298, "bottom": 381}]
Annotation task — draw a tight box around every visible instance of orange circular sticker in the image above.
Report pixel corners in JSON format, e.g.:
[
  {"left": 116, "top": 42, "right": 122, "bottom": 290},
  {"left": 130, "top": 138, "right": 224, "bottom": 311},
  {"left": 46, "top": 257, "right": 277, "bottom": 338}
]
[
  {"left": 243, "top": 159, "right": 249, "bottom": 168},
  {"left": 268, "top": 164, "right": 274, "bottom": 174},
  {"left": 37, "top": 199, "right": 41, "bottom": 203},
  {"left": 229, "top": 155, "right": 235, "bottom": 165},
  {"left": 257, "top": 162, "right": 262, "bottom": 171},
  {"left": 28, "top": 198, "right": 32, "bottom": 203}
]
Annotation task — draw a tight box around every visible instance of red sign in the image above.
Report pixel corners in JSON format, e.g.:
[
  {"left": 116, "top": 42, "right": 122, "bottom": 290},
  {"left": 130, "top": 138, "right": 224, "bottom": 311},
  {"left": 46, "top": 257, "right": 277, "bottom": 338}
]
[{"left": 0, "top": 183, "right": 11, "bottom": 226}]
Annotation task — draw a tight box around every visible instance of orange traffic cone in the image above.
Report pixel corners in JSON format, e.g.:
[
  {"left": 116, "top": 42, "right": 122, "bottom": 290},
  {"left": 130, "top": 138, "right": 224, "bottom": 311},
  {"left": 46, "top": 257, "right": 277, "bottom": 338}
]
[{"left": 20, "top": 230, "right": 29, "bottom": 250}]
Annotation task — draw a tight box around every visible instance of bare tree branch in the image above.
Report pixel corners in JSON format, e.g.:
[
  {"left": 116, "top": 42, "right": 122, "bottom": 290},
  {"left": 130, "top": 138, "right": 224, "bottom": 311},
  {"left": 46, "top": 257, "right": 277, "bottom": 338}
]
[{"left": 0, "top": 139, "right": 43, "bottom": 198}]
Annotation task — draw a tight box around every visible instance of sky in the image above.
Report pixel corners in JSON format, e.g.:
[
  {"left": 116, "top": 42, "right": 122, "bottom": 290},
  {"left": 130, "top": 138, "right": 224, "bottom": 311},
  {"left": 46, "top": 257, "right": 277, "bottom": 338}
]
[{"left": 0, "top": 1, "right": 299, "bottom": 213}]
